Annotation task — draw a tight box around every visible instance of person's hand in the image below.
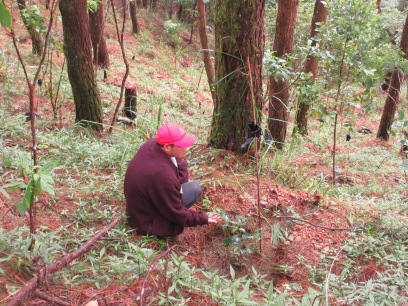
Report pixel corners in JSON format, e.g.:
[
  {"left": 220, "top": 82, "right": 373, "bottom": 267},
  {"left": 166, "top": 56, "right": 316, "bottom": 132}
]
[{"left": 208, "top": 213, "right": 222, "bottom": 224}]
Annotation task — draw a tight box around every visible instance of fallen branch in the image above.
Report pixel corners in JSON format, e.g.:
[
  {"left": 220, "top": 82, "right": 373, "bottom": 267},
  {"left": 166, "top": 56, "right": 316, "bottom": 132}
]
[
  {"left": 6, "top": 218, "right": 119, "bottom": 306},
  {"left": 34, "top": 290, "right": 70, "bottom": 306},
  {"left": 276, "top": 216, "right": 354, "bottom": 231}
]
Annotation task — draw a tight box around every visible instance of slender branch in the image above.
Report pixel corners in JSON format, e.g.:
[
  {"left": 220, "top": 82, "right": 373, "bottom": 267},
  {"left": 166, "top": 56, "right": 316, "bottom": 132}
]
[
  {"left": 7, "top": 0, "right": 60, "bottom": 246},
  {"left": 5, "top": 218, "right": 119, "bottom": 306},
  {"left": 325, "top": 244, "right": 347, "bottom": 306},
  {"left": 247, "top": 57, "right": 262, "bottom": 252},
  {"left": 276, "top": 215, "right": 354, "bottom": 231},
  {"left": 332, "top": 38, "right": 348, "bottom": 185},
  {"left": 108, "top": 0, "right": 130, "bottom": 134}
]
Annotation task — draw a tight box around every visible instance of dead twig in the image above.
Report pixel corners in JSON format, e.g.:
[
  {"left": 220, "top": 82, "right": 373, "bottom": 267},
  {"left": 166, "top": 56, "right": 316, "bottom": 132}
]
[
  {"left": 276, "top": 215, "right": 354, "bottom": 231},
  {"left": 325, "top": 244, "right": 347, "bottom": 306},
  {"left": 34, "top": 290, "right": 70, "bottom": 306},
  {"left": 6, "top": 218, "right": 119, "bottom": 306}
]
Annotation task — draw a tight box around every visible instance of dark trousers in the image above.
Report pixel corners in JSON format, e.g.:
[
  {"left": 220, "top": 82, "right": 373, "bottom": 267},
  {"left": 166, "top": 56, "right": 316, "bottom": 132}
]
[{"left": 181, "top": 181, "right": 202, "bottom": 208}]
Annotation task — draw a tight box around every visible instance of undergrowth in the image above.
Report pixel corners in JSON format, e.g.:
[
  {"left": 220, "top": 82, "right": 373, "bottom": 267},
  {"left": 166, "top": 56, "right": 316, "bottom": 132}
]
[{"left": 1, "top": 5, "right": 408, "bottom": 306}]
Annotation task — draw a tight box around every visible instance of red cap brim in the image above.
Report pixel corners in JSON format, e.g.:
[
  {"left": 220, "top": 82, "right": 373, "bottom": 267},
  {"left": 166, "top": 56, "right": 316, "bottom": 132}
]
[{"left": 172, "top": 134, "right": 197, "bottom": 148}]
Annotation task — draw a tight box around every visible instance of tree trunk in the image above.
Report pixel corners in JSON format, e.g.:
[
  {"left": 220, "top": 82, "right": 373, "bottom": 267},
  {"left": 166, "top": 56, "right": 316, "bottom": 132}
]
[
  {"left": 209, "top": 0, "right": 265, "bottom": 153},
  {"left": 17, "top": 0, "right": 42, "bottom": 55},
  {"left": 143, "top": 0, "right": 150, "bottom": 9},
  {"left": 377, "top": 13, "right": 408, "bottom": 140},
  {"left": 268, "top": 0, "right": 299, "bottom": 149},
  {"left": 89, "top": 2, "right": 110, "bottom": 68},
  {"left": 125, "top": 83, "right": 137, "bottom": 119},
  {"left": 60, "top": 0, "right": 103, "bottom": 131},
  {"left": 169, "top": 0, "right": 174, "bottom": 18},
  {"left": 377, "top": 0, "right": 382, "bottom": 13},
  {"left": 197, "top": 0, "right": 215, "bottom": 102},
  {"left": 398, "top": 0, "right": 408, "bottom": 12},
  {"left": 295, "top": 0, "right": 328, "bottom": 136},
  {"left": 129, "top": 0, "right": 139, "bottom": 34},
  {"left": 178, "top": 4, "right": 183, "bottom": 20}
]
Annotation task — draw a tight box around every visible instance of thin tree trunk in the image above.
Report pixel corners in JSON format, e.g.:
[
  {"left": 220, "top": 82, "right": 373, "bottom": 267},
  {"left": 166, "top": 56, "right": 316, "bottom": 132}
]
[
  {"left": 295, "top": 0, "right": 328, "bottom": 136},
  {"left": 169, "top": 0, "right": 174, "bottom": 18},
  {"left": 108, "top": 0, "right": 130, "bottom": 134},
  {"left": 89, "top": 2, "right": 110, "bottom": 68},
  {"left": 177, "top": 4, "right": 183, "bottom": 20},
  {"left": 129, "top": 0, "right": 139, "bottom": 34},
  {"left": 197, "top": 0, "right": 215, "bottom": 102},
  {"left": 60, "top": 0, "right": 103, "bottom": 131},
  {"left": 377, "top": 13, "right": 408, "bottom": 140},
  {"left": 125, "top": 83, "right": 137, "bottom": 119},
  {"left": 268, "top": 0, "right": 299, "bottom": 149},
  {"left": 17, "top": 0, "right": 42, "bottom": 55},
  {"left": 9, "top": 0, "right": 58, "bottom": 247},
  {"left": 377, "top": 0, "right": 382, "bottom": 13}
]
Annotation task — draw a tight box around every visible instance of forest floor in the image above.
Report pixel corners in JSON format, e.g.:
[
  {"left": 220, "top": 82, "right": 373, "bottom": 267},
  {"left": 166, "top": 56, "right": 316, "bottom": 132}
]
[{"left": 1, "top": 1, "right": 408, "bottom": 305}]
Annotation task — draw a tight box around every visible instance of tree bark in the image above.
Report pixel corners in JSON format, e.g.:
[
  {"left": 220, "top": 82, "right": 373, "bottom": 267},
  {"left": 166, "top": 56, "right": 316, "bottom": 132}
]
[
  {"left": 377, "top": 0, "right": 382, "bottom": 13},
  {"left": 295, "top": 0, "right": 328, "bottom": 136},
  {"left": 129, "top": 0, "right": 139, "bottom": 34},
  {"left": 178, "top": 4, "right": 183, "bottom": 21},
  {"left": 377, "top": 13, "right": 408, "bottom": 140},
  {"left": 60, "top": 0, "right": 103, "bottom": 131},
  {"left": 398, "top": 0, "right": 407, "bottom": 12},
  {"left": 125, "top": 83, "right": 137, "bottom": 119},
  {"left": 89, "top": 2, "right": 110, "bottom": 68},
  {"left": 143, "top": 0, "right": 150, "bottom": 9},
  {"left": 209, "top": 0, "right": 265, "bottom": 153},
  {"left": 197, "top": 0, "right": 215, "bottom": 102},
  {"left": 17, "top": 0, "right": 42, "bottom": 55},
  {"left": 6, "top": 218, "right": 119, "bottom": 306},
  {"left": 268, "top": 0, "right": 299, "bottom": 149}
]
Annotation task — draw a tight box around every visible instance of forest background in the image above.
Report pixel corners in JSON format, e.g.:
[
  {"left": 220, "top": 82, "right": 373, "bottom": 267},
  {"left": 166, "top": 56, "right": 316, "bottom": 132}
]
[{"left": 1, "top": 0, "right": 408, "bottom": 305}]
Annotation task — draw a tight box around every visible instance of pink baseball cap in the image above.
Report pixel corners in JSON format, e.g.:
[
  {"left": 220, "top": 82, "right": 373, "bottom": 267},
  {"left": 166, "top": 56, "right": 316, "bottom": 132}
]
[{"left": 156, "top": 122, "right": 197, "bottom": 147}]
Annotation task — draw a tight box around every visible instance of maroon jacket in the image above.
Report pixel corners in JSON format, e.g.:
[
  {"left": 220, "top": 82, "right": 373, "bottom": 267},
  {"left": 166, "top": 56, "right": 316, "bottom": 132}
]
[{"left": 124, "top": 138, "right": 208, "bottom": 238}]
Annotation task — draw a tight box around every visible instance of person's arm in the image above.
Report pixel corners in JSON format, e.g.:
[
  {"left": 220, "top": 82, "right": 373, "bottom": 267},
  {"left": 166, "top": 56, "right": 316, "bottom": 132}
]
[
  {"left": 149, "top": 174, "right": 208, "bottom": 227},
  {"left": 177, "top": 158, "right": 189, "bottom": 184}
]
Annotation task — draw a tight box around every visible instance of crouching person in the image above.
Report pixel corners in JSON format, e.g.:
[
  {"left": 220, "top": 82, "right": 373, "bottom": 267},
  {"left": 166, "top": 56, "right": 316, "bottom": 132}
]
[{"left": 124, "top": 122, "right": 221, "bottom": 238}]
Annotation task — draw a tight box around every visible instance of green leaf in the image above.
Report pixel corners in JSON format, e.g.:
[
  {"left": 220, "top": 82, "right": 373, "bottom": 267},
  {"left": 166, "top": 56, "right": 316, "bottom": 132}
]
[
  {"left": 39, "top": 160, "right": 57, "bottom": 176},
  {"left": 0, "top": 3, "right": 12, "bottom": 29},
  {"left": 399, "top": 110, "right": 405, "bottom": 121},
  {"left": 399, "top": 159, "right": 408, "bottom": 171},
  {"left": 100, "top": 247, "right": 106, "bottom": 258},
  {"left": 18, "top": 180, "right": 34, "bottom": 216},
  {"left": 3, "top": 157, "right": 13, "bottom": 168},
  {"left": 0, "top": 188, "right": 11, "bottom": 201},
  {"left": 230, "top": 265, "right": 235, "bottom": 279},
  {"left": 388, "top": 129, "right": 396, "bottom": 137},
  {"left": 3, "top": 181, "right": 26, "bottom": 191},
  {"left": 289, "top": 282, "right": 302, "bottom": 291},
  {"left": 34, "top": 180, "right": 42, "bottom": 196}
]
